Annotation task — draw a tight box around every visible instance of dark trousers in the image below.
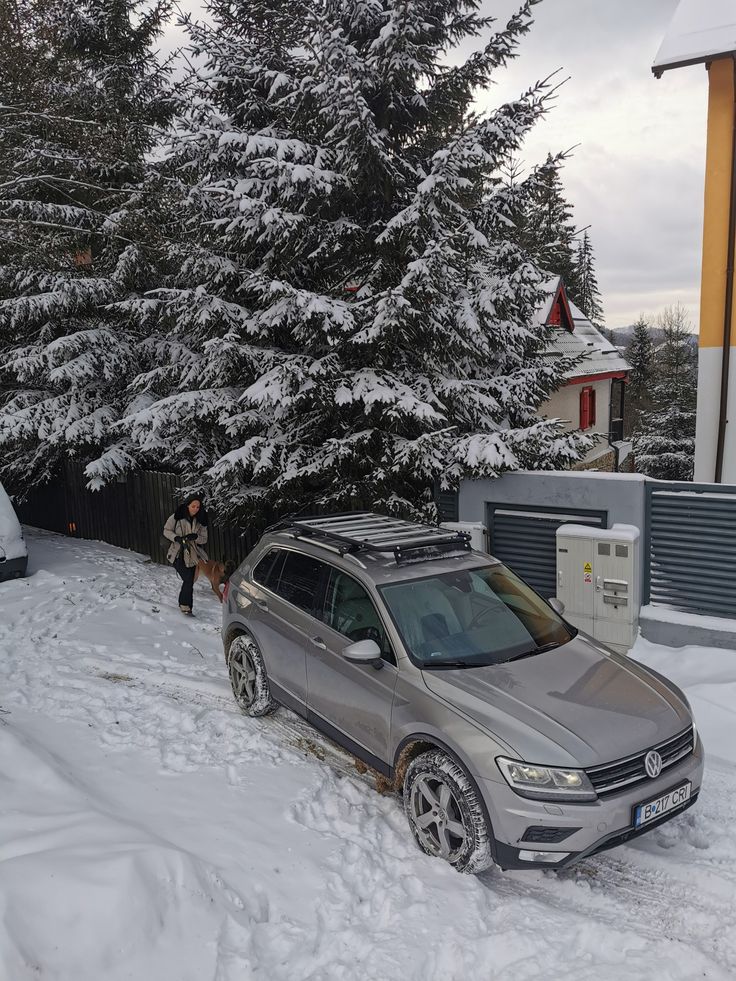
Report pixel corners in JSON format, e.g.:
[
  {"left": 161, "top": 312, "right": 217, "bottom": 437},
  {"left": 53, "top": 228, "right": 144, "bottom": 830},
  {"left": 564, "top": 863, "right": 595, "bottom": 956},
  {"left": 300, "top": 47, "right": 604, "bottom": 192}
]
[{"left": 174, "top": 554, "right": 195, "bottom": 609}]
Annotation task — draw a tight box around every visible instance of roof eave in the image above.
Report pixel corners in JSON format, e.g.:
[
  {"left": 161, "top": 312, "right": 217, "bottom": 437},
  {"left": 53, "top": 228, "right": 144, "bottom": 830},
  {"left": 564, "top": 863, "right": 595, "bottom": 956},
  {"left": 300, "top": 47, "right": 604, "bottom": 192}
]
[
  {"left": 564, "top": 370, "right": 630, "bottom": 385},
  {"left": 652, "top": 49, "right": 736, "bottom": 78}
]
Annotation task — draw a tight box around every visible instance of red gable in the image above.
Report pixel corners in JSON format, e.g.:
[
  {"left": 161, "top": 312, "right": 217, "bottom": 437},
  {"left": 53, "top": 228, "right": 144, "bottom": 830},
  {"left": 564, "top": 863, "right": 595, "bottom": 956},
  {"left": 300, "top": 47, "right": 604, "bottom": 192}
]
[{"left": 545, "top": 281, "right": 574, "bottom": 332}]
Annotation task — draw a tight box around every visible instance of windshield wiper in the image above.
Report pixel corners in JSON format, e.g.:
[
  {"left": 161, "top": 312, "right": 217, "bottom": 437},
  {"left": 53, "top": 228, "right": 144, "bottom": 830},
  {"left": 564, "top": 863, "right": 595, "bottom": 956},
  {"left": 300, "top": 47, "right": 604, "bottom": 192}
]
[
  {"left": 504, "top": 642, "right": 560, "bottom": 663},
  {"left": 421, "top": 660, "right": 475, "bottom": 670}
]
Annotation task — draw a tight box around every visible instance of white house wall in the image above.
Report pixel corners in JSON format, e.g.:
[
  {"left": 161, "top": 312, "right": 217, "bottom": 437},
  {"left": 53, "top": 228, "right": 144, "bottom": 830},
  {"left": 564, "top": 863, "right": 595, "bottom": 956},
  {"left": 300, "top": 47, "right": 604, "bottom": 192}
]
[{"left": 540, "top": 379, "right": 612, "bottom": 461}]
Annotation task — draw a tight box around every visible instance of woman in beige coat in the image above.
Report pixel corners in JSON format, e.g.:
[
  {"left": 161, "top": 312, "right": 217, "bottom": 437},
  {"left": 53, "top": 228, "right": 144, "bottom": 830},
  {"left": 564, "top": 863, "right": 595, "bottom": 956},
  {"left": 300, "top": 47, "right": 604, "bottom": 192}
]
[{"left": 163, "top": 492, "right": 209, "bottom": 615}]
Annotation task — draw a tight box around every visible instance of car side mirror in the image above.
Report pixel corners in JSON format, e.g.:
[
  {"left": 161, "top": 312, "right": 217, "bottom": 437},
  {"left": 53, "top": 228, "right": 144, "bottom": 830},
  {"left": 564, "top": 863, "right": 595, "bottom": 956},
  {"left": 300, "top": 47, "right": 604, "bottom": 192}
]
[
  {"left": 549, "top": 597, "right": 565, "bottom": 616},
  {"left": 342, "top": 639, "right": 383, "bottom": 670}
]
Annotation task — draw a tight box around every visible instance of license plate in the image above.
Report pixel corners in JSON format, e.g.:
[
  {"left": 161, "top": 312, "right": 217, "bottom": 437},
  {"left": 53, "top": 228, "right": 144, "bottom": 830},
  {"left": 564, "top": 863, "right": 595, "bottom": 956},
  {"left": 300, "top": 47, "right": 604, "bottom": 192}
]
[{"left": 634, "top": 782, "right": 691, "bottom": 828}]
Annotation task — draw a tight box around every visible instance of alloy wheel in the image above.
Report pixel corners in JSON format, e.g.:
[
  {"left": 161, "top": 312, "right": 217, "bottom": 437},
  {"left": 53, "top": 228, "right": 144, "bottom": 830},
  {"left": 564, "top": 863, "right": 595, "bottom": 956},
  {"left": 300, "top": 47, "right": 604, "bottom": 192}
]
[
  {"left": 409, "top": 775, "right": 468, "bottom": 861},
  {"left": 229, "top": 643, "right": 257, "bottom": 708}
]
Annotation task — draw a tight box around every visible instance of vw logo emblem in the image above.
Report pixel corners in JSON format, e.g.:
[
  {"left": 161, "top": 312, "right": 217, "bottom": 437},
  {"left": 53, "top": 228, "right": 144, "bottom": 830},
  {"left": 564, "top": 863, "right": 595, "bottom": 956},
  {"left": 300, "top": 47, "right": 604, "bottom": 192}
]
[{"left": 645, "top": 750, "right": 663, "bottom": 778}]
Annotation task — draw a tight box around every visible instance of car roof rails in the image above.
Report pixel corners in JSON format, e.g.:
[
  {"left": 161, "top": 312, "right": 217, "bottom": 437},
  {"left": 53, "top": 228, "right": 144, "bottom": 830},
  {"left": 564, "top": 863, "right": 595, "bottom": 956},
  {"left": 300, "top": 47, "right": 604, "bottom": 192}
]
[{"left": 285, "top": 512, "right": 472, "bottom": 566}]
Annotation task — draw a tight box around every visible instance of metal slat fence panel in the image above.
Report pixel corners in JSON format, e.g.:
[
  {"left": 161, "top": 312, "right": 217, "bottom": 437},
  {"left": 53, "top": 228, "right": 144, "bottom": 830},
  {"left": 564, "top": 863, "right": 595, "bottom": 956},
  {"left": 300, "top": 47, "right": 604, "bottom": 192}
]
[
  {"left": 487, "top": 505, "right": 607, "bottom": 598},
  {"left": 647, "top": 483, "right": 736, "bottom": 617},
  {"left": 436, "top": 489, "right": 459, "bottom": 523}
]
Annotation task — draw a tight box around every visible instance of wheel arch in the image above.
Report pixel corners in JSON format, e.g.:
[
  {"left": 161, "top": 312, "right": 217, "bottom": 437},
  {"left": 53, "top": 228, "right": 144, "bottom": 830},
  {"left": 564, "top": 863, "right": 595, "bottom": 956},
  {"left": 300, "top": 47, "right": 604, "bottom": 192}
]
[
  {"left": 223, "top": 621, "right": 254, "bottom": 661},
  {"left": 393, "top": 732, "right": 499, "bottom": 863}
]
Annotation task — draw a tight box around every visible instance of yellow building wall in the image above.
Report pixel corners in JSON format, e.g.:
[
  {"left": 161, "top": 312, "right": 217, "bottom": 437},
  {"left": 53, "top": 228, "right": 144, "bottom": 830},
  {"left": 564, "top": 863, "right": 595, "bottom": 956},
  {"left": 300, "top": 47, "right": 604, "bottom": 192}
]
[{"left": 695, "top": 56, "right": 736, "bottom": 481}]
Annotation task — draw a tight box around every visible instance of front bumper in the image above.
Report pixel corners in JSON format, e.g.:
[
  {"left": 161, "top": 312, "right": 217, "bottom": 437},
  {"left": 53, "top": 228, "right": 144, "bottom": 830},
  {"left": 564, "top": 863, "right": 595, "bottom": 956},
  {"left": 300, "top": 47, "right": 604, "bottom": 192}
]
[
  {"left": 479, "top": 738, "right": 705, "bottom": 871},
  {"left": 0, "top": 555, "right": 27, "bottom": 582}
]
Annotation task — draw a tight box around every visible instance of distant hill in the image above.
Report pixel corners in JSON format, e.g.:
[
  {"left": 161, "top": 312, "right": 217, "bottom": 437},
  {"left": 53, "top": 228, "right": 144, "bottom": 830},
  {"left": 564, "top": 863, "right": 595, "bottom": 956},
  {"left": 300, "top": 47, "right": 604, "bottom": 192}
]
[{"left": 608, "top": 324, "right": 698, "bottom": 349}]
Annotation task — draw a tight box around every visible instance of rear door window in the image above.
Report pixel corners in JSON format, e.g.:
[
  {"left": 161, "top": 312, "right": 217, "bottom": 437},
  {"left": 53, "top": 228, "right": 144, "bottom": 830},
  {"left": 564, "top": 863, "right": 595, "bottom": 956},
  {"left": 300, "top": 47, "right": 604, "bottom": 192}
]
[
  {"left": 252, "top": 548, "right": 286, "bottom": 590},
  {"left": 274, "top": 551, "right": 327, "bottom": 616}
]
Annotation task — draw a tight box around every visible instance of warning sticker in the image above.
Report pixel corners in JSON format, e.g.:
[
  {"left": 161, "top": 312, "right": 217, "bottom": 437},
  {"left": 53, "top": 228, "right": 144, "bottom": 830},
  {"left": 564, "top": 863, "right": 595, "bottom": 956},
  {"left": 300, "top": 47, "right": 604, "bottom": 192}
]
[
  {"left": 584, "top": 573, "right": 592, "bottom": 584},
  {"left": 583, "top": 562, "right": 592, "bottom": 584}
]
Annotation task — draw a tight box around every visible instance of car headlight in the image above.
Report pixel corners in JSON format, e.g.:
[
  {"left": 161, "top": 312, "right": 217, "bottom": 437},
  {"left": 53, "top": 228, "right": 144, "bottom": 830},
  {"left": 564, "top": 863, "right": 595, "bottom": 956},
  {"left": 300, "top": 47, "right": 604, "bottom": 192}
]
[{"left": 496, "top": 757, "right": 597, "bottom": 802}]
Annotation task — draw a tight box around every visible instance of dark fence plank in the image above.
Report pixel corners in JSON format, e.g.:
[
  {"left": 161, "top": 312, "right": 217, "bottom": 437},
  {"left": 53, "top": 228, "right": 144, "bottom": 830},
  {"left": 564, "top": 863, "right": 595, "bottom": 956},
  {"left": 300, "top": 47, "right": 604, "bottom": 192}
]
[{"left": 17, "top": 466, "right": 259, "bottom": 568}]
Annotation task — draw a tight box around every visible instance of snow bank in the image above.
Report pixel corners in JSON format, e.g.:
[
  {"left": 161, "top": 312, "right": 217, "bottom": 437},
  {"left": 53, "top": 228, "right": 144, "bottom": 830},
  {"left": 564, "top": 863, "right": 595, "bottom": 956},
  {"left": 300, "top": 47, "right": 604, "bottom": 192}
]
[
  {"left": 0, "top": 722, "right": 234, "bottom": 981},
  {"left": 0, "top": 530, "right": 734, "bottom": 980},
  {"left": 632, "top": 635, "right": 736, "bottom": 765}
]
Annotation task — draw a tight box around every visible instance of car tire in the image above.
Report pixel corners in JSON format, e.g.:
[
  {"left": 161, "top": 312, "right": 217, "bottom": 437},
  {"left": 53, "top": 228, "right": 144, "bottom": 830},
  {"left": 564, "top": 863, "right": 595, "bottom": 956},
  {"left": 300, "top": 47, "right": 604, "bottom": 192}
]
[
  {"left": 403, "top": 748, "right": 493, "bottom": 874},
  {"left": 227, "top": 634, "right": 277, "bottom": 718}
]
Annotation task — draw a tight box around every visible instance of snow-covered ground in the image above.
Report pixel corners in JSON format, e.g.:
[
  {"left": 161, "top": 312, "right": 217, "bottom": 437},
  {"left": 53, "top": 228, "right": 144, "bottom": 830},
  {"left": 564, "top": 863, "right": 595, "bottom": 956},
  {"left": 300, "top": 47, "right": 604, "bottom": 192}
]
[{"left": 1, "top": 529, "right": 735, "bottom": 981}]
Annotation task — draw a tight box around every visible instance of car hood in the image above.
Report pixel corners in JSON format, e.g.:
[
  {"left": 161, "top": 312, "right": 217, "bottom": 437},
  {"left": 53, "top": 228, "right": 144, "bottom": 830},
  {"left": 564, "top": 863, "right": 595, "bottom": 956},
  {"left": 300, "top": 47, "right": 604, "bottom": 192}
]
[{"left": 421, "top": 635, "right": 691, "bottom": 768}]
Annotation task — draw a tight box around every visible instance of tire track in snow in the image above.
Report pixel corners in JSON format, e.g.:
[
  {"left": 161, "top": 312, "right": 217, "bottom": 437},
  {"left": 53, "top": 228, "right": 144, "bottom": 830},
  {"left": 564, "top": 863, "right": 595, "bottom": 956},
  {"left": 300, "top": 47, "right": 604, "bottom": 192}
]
[
  {"left": 481, "top": 815, "right": 736, "bottom": 976},
  {"left": 6, "top": 531, "right": 736, "bottom": 980}
]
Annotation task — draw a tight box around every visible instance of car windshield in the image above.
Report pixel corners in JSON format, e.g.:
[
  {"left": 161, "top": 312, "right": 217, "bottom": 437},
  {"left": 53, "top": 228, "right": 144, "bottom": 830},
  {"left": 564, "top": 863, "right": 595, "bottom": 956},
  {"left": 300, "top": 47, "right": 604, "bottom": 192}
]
[{"left": 378, "top": 563, "right": 575, "bottom": 668}]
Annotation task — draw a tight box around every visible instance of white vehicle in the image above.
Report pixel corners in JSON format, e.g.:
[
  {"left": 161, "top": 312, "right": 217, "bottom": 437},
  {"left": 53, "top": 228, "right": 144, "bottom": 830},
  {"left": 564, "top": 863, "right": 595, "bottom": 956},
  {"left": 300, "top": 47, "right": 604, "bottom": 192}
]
[{"left": 0, "top": 483, "right": 28, "bottom": 581}]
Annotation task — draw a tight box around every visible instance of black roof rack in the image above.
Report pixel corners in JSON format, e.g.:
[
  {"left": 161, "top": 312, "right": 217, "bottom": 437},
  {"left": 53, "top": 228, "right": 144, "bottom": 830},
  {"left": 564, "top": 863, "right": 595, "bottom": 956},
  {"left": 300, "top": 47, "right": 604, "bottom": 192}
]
[{"left": 285, "top": 512, "right": 472, "bottom": 565}]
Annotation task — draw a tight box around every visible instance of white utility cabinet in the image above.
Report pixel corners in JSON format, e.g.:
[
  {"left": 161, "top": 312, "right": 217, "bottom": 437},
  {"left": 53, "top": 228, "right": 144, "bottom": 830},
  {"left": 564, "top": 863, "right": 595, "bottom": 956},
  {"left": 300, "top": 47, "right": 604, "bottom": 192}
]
[
  {"left": 556, "top": 523, "right": 640, "bottom": 654},
  {"left": 440, "top": 521, "right": 488, "bottom": 553}
]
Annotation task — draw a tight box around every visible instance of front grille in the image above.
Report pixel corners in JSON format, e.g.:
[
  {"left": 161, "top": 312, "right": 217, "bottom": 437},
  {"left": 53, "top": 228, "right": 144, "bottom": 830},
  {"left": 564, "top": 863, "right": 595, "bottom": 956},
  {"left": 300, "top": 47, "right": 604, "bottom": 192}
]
[
  {"left": 521, "top": 826, "right": 580, "bottom": 844},
  {"left": 585, "top": 726, "right": 694, "bottom": 797}
]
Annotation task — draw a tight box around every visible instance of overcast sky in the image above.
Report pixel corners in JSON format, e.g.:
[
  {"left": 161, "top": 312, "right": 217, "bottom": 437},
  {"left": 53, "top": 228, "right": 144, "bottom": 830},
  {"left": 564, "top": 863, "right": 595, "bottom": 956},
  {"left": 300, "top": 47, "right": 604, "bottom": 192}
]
[{"left": 162, "top": 0, "right": 707, "bottom": 331}]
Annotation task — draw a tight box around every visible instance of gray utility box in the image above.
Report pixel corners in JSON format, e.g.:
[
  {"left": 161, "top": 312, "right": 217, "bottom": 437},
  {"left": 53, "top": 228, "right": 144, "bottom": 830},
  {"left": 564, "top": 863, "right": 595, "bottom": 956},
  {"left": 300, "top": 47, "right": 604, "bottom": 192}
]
[
  {"left": 440, "top": 521, "right": 488, "bottom": 553},
  {"left": 556, "top": 524, "right": 640, "bottom": 654}
]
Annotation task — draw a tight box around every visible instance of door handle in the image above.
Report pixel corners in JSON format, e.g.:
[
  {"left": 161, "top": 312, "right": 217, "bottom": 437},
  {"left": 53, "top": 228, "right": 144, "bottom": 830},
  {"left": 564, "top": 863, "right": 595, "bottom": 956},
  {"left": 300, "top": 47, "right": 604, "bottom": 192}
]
[
  {"left": 256, "top": 598, "right": 268, "bottom": 611},
  {"left": 310, "top": 636, "right": 327, "bottom": 650}
]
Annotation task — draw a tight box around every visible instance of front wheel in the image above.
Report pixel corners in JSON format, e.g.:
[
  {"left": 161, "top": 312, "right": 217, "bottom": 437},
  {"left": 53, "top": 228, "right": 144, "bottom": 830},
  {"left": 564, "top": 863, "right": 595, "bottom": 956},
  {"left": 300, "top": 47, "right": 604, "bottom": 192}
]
[
  {"left": 227, "top": 634, "right": 277, "bottom": 718},
  {"left": 403, "top": 749, "right": 493, "bottom": 874}
]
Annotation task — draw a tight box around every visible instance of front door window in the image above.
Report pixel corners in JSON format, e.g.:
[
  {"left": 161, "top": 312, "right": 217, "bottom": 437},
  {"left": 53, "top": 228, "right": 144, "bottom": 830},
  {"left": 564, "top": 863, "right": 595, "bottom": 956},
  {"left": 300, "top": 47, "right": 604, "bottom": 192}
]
[{"left": 323, "top": 569, "right": 394, "bottom": 663}]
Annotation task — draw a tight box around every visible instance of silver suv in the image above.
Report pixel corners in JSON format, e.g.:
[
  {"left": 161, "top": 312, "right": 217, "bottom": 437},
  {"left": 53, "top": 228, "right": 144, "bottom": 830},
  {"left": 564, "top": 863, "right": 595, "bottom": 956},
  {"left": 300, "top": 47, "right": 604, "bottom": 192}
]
[{"left": 222, "top": 513, "right": 703, "bottom": 874}]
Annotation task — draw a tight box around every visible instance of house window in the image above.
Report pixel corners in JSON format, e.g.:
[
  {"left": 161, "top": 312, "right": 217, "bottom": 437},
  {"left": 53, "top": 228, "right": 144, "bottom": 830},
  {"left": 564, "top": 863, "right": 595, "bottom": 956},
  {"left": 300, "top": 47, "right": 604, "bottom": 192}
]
[{"left": 580, "top": 386, "right": 596, "bottom": 430}]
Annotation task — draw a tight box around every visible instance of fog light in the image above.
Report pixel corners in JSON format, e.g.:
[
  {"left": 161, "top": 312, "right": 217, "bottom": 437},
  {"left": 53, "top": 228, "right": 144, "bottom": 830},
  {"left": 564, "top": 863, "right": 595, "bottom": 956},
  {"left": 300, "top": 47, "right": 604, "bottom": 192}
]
[{"left": 518, "top": 850, "right": 569, "bottom": 864}]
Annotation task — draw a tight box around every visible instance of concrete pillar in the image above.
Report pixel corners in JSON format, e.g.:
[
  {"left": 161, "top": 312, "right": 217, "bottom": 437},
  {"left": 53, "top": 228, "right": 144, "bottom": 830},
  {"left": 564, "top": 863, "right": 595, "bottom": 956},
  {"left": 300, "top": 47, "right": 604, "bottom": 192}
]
[{"left": 695, "top": 57, "right": 736, "bottom": 482}]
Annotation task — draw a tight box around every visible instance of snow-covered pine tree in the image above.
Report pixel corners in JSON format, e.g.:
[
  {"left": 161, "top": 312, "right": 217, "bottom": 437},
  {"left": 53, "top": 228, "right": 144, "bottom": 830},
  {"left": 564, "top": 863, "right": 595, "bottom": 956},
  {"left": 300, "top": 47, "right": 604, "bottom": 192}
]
[
  {"left": 625, "top": 314, "right": 654, "bottom": 434},
  {"left": 633, "top": 304, "right": 697, "bottom": 480},
  {"left": 117, "top": 0, "right": 590, "bottom": 519},
  {"left": 521, "top": 152, "right": 578, "bottom": 287},
  {"left": 0, "top": 0, "right": 173, "bottom": 492},
  {"left": 571, "top": 230, "right": 603, "bottom": 326}
]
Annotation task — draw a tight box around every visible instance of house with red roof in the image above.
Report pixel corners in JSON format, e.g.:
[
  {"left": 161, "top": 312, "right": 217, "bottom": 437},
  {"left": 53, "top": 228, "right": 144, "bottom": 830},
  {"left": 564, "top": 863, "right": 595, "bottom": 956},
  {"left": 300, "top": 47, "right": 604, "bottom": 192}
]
[{"left": 538, "top": 278, "right": 632, "bottom": 472}]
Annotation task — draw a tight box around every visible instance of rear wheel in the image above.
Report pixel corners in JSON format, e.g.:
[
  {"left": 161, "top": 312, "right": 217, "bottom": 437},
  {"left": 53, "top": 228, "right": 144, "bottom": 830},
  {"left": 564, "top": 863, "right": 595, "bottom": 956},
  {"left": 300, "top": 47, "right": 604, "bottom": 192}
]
[
  {"left": 227, "top": 634, "right": 276, "bottom": 717},
  {"left": 404, "top": 749, "right": 493, "bottom": 874}
]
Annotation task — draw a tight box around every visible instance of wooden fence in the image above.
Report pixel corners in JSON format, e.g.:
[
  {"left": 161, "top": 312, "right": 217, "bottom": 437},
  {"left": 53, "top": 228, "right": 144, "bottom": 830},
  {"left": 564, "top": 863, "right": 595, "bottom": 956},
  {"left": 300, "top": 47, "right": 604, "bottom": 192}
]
[{"left": 17, "top": 465, "right": 261, "bottom": 566}]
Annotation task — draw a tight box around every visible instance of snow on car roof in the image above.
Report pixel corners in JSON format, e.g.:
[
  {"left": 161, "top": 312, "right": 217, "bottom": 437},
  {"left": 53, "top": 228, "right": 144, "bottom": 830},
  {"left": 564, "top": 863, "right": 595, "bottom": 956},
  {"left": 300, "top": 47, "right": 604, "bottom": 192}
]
[{"left": 0, "top": 482, "right": 23, "bottom": 542}]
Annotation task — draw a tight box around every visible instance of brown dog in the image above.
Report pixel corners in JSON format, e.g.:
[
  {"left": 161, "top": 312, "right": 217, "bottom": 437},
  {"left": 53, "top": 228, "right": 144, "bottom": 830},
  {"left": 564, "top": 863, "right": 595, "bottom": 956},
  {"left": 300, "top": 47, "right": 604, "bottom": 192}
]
[{"left": 194, "top": 558, "right": 236, "bottom": 602}]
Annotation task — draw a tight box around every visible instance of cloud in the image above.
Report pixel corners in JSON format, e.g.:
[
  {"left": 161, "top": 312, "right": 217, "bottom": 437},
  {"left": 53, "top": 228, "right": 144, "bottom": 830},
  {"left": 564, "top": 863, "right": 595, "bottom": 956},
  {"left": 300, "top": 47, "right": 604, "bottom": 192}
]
[
  {"left": 159, "top": 0, "right": 708, "bottom": 329},
  {"left": 472, "top": 0, "right": 707, "bottom": 328}
]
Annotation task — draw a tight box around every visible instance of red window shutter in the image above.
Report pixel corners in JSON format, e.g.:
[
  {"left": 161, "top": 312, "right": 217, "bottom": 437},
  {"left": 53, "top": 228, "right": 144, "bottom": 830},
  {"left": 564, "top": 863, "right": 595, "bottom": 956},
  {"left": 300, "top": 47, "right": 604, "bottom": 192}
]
[
  {"left": 580, "top": 388, "right": 588, "bottom": 429},
  {"left": 580, "top": 386, "right": 595, "bottom": 430}
]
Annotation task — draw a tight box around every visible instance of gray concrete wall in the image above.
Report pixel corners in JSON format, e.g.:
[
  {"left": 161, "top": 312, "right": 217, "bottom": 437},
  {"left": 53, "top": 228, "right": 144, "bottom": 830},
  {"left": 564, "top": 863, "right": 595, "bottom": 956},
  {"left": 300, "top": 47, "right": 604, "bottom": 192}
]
[
  {"left": 458, "top": 470, "right": 648, "bottom": 594},
  {"left": 458, "top": 471, "right": 736, "bottom": 652}
]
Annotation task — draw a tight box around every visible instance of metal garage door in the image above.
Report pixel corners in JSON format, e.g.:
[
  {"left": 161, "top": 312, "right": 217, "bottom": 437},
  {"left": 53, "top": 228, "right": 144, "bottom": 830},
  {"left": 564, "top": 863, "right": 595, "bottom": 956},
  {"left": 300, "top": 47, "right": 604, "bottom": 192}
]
[{"left": 487, "top": 505, "right": 607, "bottom": 598}]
